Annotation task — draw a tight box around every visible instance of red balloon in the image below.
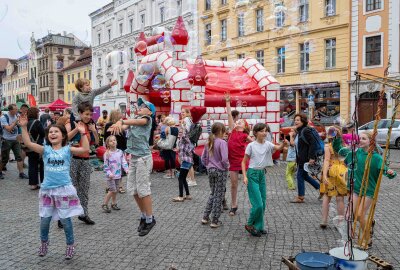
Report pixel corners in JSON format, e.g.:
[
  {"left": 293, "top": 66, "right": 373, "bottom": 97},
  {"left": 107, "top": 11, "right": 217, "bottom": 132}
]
[{"left": 96, "top": 146, "right": 107, "bottom": 160}]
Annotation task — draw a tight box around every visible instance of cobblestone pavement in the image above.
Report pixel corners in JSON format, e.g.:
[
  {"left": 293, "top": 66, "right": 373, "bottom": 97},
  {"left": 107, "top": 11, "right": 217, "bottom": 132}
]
[{"left": 1, "top": 153, "right": 399, "bottom": 270}]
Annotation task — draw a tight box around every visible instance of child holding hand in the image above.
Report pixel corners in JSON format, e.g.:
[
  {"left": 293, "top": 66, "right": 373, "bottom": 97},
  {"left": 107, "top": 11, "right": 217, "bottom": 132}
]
[
  {"left": 102, "top": 135, "right": 129, "bottom": 213},
  {"left": 242, "top": 123, "right": 287, "bottom": 237},
  {"left": 19, "top": 114, "right": 89, "bottom": 260}
]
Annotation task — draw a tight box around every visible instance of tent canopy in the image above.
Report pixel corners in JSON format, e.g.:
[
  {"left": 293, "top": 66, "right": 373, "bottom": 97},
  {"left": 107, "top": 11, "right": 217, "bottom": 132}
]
[{"left": 40, "top": 99, "right": 71, "bottom": 112}]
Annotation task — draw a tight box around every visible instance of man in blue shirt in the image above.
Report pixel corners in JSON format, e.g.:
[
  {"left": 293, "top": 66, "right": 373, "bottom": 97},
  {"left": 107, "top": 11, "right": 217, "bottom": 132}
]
[{"left": 0, "top": 104, "right": 28, "bottom": 179}]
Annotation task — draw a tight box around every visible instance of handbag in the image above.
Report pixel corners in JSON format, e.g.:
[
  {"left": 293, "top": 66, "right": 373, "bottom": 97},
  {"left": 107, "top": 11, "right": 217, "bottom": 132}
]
[{"left": 157, "top": 133, "right": 177, "bottom": 150}]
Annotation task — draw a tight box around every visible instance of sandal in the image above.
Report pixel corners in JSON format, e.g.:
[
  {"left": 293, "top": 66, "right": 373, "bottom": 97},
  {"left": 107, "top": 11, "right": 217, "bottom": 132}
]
[
  {"left": 229, "top": 207, "right": 238, "bottom": 216},
  {"left": 290, "top": 196, "right": 305, "bottom": 203},
  {"left": 172, "top": 196, "right": 184, "bottom": 202},
  {"left": 118, "top": 187, "right": 126, "bottom": 194},
  {"left": 111, "top": 204, "right": 121, "bottom": 210}
]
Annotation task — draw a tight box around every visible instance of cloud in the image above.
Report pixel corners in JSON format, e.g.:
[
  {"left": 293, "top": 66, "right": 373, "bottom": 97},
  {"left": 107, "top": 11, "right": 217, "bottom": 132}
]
[{"left": 0, "top": 0, "right": 110, "bottom": 58}]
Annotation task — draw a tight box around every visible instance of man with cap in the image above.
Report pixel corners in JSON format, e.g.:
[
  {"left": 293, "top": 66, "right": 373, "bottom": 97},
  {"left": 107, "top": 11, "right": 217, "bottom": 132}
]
[{"left": 108, "top": 97, "right": 156, "bottom": 237}]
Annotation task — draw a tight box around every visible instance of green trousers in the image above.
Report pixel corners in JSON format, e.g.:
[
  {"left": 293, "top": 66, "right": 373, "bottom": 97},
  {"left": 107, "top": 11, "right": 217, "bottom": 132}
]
[{"left": 246, "top": 168, "right": 266, "bottom": 231}]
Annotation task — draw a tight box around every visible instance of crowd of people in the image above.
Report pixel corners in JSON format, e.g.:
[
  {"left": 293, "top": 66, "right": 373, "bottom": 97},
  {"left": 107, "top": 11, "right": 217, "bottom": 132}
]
[{"left": 0, "top": 79, "right": 398, "bottom": 259}]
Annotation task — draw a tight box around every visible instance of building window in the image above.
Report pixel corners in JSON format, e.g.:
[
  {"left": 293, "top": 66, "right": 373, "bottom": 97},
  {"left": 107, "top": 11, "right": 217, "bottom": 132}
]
[
  {"left": 77, "top": 72, "right": 80, "bottom": 79},
  {"left": 299, "top": 0, "right": 309, "bottom": 22},
  {"left": 119, "top": 52, "right": 124, "bottom": 64},
  {"left": 72, "top": 74, "right": 75, "bottom": 83},
  {"left": 84, "top": 71, "right": 87, "bottom": 79},
  {"left": 325, "top": 38, "right": 336, "bottom": 68},
  {"left": 300, "top": 42, "right": 310, "bottom": 71},
  {"left": 107, "top": 54, "right": 112, "bottom": 67},
  {"left": 205, "top": 23, "right": 211, "bottom": 45},
  {"left": 130, "top": 47, "right": 134, "bottom": 60},
  {"left": 98, "top": 57, "right": 102, "bottom": 68},
  {"left": 68, "top": 75, "right": 70, "bottom": 84},
  {"left": 366, "top": 0, "right": 382, "bottom": 12},
  {"left": 58, "top": 48, "right": 63, "bottom": 54},
  {"left": 256, "top": 50, "right": 264, "bottom": 66},
  {"left": 221, "top": 57, "right": 227, "bottom": 61},
  {"left": 108, "top": 29, "right": 111, "bottom": 41},
  {"left": 277, "top": 47, "right": 285, "bottom": 73},
  {"left": 98, "top": 33, "right": 101, "bottom": 45},
  {"left": 275, "top": 4, "right": 285, "bottom": 27},
  {"left": 99, "top": 80, "right": 102, "bottom": 87},
  {"left": 120, "top": 76, "right": 124, "bottom": 89},
  {"left": 205, "top": 0, "right": 211, "bottom": 10},
  {"left": 119, "top": 23, "right": 123, "bottom": 36},
  {"left": 69, "top": 49, "right": 74, "bottom": 55},
  {"left": 256, "top": 9, "right": 264, "bottom": 32},
  {"left": 325, "top": 0, "right": 336, "bottom": 16},
  {"left": 221, "top": 0, "right": 227, "bottom": 5},
  {"left": 238, "top": 53, "right": 245, "bottom": 59},
  {"left": 365, "top": 35, "right": 382, "bottom": 66},
  {"left": 141, "top": 14, "right": 145, "bottom": 26},
  {"left": 221, "top": 19, "right": 227, "bottom": 41},
  {"left": 238, "top": 13, "right": 245, "bottom": 37},
  {"left": 129, "top": 18, "right": 133, "bottom": 33},
  {"left": 160, "top": 7, "right": 165, "bottom": 23},
  {"left": 68, "top": 92, "right": 71, "bottom": 101},
  {"left": 89, "top": 70, "right": 91, "bottom": 80},
  {"left": 80, "top": 50, "right": 84, "bottom": 55}
]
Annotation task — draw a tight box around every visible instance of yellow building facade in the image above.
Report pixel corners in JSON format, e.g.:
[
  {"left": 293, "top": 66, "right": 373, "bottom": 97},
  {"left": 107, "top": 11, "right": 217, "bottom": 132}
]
[
  {"left": 63, "top": 49, "right": 92, "bottom": 103},
  {"left": 198, "top": 0, "right": 350, "bottom": 124}
]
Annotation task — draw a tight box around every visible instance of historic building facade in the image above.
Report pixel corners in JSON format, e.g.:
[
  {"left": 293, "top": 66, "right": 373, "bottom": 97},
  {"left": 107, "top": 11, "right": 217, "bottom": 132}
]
[
  {"left": 89, "top": 0, "right": 198, "bottom": 114},
  {"left": 350, "top": 0, "right": 400, "bottom": 125},
  {"left": 198, "top": 0, "right": 350, "bottom": 124},
  {"left": 33, "top": 33, "right": 88, "bottom": 104}
]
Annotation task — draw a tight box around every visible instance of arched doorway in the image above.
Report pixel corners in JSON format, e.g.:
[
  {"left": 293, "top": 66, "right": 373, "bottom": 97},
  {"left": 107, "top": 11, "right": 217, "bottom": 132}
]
[{"left": 358, "top": 91, "right": 387, "bottom": 126}]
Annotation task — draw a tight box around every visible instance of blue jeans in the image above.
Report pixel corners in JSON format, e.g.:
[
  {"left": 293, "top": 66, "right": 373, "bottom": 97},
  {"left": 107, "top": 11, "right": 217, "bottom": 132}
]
[
  {"left": 296, "top": 165, "right": 320, "bottom": 197},
  {"left": 40, "top": 217, "right": 74, "bottom": 245}
]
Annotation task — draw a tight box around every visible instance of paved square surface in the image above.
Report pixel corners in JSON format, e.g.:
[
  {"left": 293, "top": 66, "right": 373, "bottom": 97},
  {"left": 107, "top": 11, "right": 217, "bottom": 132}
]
[{"left": 0, "top": 159, "right": 399, "bottom": 269}]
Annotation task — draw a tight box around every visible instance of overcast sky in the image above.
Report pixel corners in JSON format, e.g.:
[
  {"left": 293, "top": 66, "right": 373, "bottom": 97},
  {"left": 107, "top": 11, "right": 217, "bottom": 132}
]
[{"left": 0, "top": 0, "right": 111, "bottom": 59}]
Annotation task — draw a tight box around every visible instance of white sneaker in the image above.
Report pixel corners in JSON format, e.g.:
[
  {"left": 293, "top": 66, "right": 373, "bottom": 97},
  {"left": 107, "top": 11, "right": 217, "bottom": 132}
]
[{"left": 188, "top": 181, "right": 197, "bottom": 187}]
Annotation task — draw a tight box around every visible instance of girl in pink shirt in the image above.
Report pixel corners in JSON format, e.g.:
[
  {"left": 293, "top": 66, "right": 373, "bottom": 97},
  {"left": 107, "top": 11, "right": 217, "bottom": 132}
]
[{"left": 225, "top": 93, "right": 253, "bottom": 216}]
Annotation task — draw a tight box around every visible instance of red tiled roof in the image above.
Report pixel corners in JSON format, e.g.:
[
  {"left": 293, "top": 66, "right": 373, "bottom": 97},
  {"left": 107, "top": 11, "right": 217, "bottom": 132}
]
[
  {"left": 0, "top": 58, "right": 10, "bottom": 72},
  {"left": 62, "top": 48, "right": 92, "bottom": 72}
]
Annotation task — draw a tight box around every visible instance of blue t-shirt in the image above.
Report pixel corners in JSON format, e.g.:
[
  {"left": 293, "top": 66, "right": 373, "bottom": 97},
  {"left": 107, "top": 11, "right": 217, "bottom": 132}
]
[{"left": 41, "top": 145, "right": 72, "bottom": 189}]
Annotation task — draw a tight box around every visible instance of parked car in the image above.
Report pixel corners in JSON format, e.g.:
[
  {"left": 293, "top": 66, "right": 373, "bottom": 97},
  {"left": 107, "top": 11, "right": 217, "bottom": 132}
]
[
  {"left": 280, "top": 119, "right": 326, "bottom": 140},
  {"left": 358, "top": 119, "right": 400, "bottom": 148}
]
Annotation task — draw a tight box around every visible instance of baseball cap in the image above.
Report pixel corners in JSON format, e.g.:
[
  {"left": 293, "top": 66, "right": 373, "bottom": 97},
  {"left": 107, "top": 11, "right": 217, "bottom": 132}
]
[{"left": 137, "top": 97, "right": 156, "bottom": 117}]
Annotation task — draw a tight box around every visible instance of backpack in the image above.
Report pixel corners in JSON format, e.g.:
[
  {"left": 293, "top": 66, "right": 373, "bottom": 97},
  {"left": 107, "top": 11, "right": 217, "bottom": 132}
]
[
  {"left": 188, "top": 122, "right": 203, "bottom": 145},
  {"left": 299, "top": 127, "right": 325, "bottom": 157}
]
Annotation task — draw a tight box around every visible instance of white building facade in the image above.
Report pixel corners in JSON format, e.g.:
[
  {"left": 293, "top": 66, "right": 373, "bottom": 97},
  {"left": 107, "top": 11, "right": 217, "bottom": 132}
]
[{"left": 89, "top": 0, "right": 198, "bottom": 114}]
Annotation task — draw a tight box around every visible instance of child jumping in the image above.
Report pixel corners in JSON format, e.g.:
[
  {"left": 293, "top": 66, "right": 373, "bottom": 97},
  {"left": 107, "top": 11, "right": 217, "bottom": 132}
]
[
  {"left": 19, "top": 114, "right": 89, "bottom": 259},
  {"left": 285, "top": 129, "right": 296, "bottom": 190},
  {"left": 201, "top": 122, "right": 229, "bottom": 228},
  {"left": 242, "top": 123, "right": 287, "bottom": 237},
  {"left": 102, "top": 135, "right": 129, "bottom": 213},
  {"left": 108, "top": 97, "right": 156, "bottom": 237},
  {"left": 225, "top": 93, "right": 253, "bottom": 216}
]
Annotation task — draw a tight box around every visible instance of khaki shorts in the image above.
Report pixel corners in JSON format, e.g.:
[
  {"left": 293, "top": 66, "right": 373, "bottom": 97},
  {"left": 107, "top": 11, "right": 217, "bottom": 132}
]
[{"left": 127, "top": 155, "right": 153, "bottom": 198}]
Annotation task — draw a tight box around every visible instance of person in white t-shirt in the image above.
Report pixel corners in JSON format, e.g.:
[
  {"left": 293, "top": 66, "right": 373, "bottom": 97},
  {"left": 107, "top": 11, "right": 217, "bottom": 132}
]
[{"left": 242, "top": 123, "right": 287, "bottom": 237}]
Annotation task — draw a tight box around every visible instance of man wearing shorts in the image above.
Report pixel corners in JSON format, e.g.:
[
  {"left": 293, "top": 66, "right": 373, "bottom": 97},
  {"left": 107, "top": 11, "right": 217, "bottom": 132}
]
[{"left": 0, "top": 104, "right": 29, "bottom": 179}]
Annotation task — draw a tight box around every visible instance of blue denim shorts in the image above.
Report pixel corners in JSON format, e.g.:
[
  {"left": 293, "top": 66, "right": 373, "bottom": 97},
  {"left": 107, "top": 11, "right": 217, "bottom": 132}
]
[{"left": 180, "top": 161, "right": 193, "bottom": 170}]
